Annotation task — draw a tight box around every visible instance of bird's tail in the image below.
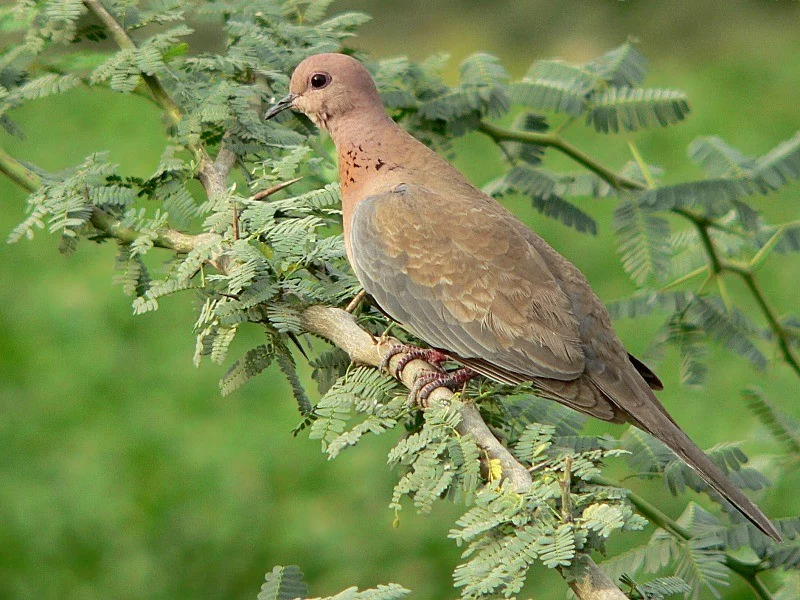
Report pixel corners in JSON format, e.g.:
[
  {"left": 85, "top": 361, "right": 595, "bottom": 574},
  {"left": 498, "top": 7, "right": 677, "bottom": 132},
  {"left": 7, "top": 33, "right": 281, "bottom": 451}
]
[{"left": 632, "top": 383, "right": 782, "bottom": 542}]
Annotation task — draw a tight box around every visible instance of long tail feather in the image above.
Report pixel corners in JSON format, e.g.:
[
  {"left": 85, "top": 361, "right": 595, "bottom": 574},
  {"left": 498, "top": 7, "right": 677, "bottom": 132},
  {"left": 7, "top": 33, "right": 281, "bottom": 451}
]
[{"left": 632, "top": 382, "right": 782, "bottom": 542}]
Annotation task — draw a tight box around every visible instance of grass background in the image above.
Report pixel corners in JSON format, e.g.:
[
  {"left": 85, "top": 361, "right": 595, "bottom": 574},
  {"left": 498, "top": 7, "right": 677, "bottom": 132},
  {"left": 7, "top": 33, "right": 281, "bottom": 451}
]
[{"left": 1, "top": 1, "right": 799, "bottom": 598}]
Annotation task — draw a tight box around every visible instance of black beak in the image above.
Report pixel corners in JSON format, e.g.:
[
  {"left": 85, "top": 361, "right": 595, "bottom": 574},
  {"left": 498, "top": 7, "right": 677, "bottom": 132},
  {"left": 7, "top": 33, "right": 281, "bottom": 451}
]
[{"left": 264, "top": 93, "right": 296, "bottom": 120}]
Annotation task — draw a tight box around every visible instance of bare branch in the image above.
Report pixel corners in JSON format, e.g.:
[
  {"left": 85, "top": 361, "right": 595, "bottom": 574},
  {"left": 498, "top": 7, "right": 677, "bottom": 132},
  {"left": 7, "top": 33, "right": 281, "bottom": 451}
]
[
  {"left": 344, "top": 289, "right": 366, "bottom": 313},
  {"left": 251, "top": 177, "right": 304, "bottom": 201}
]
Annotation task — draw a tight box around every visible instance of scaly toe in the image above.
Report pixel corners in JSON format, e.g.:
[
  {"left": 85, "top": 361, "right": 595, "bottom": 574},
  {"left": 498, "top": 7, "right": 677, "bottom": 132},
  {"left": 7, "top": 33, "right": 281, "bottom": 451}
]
[
  {"left": 395, "top": 348, "right": 448, "bottom": 377},
  {"left": 380, "top": 345, "right": 449, "bottom": 378},
  {"left": 407, "top": 371, "right": 443, "bottom": 408},
  {"left": 379, "top": 344, "right": 411, "bottom": 374},
  {"left": 414, "top": 368, "right": 477, "bottom": 408}
]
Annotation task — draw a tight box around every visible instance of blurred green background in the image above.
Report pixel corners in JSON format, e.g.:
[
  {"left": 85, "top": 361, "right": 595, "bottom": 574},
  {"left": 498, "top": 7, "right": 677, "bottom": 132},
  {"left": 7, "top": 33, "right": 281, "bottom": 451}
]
[{"left": 2, "top": 1, "right": 799, "bottom": 598}]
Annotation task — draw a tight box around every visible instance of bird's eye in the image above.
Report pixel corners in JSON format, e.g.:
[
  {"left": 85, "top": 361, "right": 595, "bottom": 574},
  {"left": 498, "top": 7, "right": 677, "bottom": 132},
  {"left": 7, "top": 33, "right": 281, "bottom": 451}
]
[{"left": 310, "top": 73, "right": 331, "bottom": 89}]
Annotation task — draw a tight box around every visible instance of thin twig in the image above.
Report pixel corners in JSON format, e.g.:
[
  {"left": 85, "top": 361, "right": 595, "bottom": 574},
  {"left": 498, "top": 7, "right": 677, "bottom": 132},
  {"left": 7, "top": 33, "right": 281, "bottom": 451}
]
[
  {"left": 82, "top": 0, "right": 182, "bottom": 126},
  {"left": 344, "top": 290, "right": 367, "bottom": 313},
  {"left": 0, "top": 147, "right": 39, "bottom": 192},
  {"left": 250, "top": 177, "right": 303, "bottom": 201},
  {"left": 478, "top": 121, "right": 645, "bottom": 191}
]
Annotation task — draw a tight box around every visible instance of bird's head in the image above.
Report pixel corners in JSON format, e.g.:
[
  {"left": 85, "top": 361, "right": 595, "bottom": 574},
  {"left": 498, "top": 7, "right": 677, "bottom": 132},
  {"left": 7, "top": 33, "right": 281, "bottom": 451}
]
[{"left": 264, "top": 53, "right": 383, "bottom": 130}]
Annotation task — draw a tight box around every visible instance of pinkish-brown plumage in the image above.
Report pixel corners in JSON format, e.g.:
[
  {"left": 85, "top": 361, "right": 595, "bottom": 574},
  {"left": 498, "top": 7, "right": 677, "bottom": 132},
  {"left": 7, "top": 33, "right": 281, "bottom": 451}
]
[{"left": 266, "top": 52, "right": 781, "bottom": 541}]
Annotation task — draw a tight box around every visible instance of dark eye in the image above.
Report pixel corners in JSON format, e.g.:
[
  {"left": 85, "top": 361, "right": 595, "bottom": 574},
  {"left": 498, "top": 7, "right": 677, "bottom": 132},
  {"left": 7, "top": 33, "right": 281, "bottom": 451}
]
[{"left": 310, "top": 73, "right": 331, "bottom": 89}]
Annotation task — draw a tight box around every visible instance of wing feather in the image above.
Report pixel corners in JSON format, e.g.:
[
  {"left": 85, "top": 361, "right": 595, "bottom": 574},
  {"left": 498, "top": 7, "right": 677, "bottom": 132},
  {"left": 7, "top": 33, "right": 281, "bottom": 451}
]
[{"left": 349, "top": 183, "right": 585, "bottom": 380}]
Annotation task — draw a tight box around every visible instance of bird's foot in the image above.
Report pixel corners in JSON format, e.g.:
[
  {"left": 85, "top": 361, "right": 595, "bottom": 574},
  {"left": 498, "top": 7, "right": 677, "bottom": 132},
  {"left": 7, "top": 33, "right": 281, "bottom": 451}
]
[
  {"left": 379, "top": 344, "right": 448, "bottom": 378},
  {"left": 408, "top": 367, "right": 476, "bottom": 408}
]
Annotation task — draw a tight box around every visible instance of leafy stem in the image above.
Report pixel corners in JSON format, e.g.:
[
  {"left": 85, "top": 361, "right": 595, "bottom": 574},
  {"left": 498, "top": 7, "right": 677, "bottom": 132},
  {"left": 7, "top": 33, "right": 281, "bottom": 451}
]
[
  {"left": 477, "top": 121, "right": 645, "bottom": 191},
  {"left": 82, "top": 0, "right": 182, "bottom": 126},
  {"left": 678, "top": 209, "right": 800, "bottom": 377},
  {"left": 592, "top": 476, "right": 774, "bottom": 600},
  {"left": 478, "top": 118, "right": 800, "bottom": 380}
]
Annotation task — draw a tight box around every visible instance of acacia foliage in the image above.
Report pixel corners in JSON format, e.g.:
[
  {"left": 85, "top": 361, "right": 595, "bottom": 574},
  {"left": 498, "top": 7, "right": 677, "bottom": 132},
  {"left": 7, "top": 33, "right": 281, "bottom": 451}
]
[{"left": 3, "top": 1, "right": 800, "bottom": 599}]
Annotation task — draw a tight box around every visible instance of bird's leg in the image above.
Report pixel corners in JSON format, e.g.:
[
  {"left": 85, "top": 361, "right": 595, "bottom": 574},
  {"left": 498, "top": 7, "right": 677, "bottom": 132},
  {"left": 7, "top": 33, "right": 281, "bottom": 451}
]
[
  {"left": 410, "top": 367, "right": 477, "bottom": 408},
  {"left": 379, "top": 345, "right": 448, "bottom": 377}
]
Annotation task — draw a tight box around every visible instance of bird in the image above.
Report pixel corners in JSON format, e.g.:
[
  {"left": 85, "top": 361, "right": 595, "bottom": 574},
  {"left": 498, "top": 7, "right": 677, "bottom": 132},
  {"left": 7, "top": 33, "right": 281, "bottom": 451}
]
[{"left": 265, "top": 52, "right": 781, "bottom": 542}]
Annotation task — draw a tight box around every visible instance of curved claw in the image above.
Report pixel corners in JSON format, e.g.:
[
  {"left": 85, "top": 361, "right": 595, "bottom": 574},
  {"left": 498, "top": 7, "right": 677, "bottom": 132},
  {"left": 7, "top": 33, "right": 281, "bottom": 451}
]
[
  {"left": 407, "top": 371, "right": 444, "bottom": 407},
  {"left": 408, "top": 367, "right": 477, "bottom": 408},
  {"left": 380, "top": 344, "right": 448, "bottom": 378},
  {"left": 379, "top": 344, "right": 408, "bottom": 374}
]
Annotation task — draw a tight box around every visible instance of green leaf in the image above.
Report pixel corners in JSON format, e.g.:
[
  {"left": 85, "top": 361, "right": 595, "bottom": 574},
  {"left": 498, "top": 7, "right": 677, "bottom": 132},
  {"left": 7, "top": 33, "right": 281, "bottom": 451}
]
[
  {"left": 43, "top": 0, "right": 87, "bottom": 43},
  {"left": 460, "top": 52, "right": 509, "bottom": 88},
  {"left": 688, "top": 297, "right": 767, "bottom": 370},
  {"left": 600, "top": 534, "right": 677, "bottom": 583},
  {"left": 674, "top": 536, "right": 729, "bottom": 599},
  {"left": 754, "top": 130, "right": 800, "bottom": 190},
  {"left": 89, "top": 184, "right": 138, "bottom": 207},
  {"left": 580, "top": 503, "right": 626, "bottom": 538},
  {"left": 510, "top": 80, "right": 589, "bottom": 117},
  {"left": 668, "top": 319, "right": 709, "bottom": 387},
  {"left": 310, "top": 367, "right": 400, "bottom": 453},
  {"left": 219, "top": 344, "right": 274, "bottom": 397},
  {"left": 688, "top": 136, "right": 754, "bottom": 178},
  {"left": 620, "top": 574, "right": 691, "bottom": 600},
  {"left": 538, "top": 524, "right": 576, "bottom": 568},
  {"left": 491, "top": 166, "right": 597, "bottom": 234},
  {"left": 258, "top": 565, "right": 308, "bottom": 600},
  {"left": 776, "top": 573, "right": 800, "bottom": 600},
  {"left": 587, "top": 87, "right": 690, "bottom": 133},
  {"left": 417, "top": 53, "right": 509, "bottom": 125},
  {"left": 742, "top": 388, "right": 800, "bottom": 460},
  {"left": 511, "top": 59, "right": 598, "bottom": 116},
  {"left": 585, "top": 42, "right": 648, "bottom": 87},
  {"left": 638, "top": 178, "right": 755, "bottom": 214},
  {"left": 764, "top": 543, "right": 800, "bottom": 571},
  {"left": 613, "top": 198, "right": 671, "bottom": 285},
  {"left": 276, "top": 345, "right": 312, "bottom": 415},
  {"left": 9, "top": 73, "right": 80, "bottom": 102},
  {"left": 620, "top": 427, "right": 675, "bottom": 474},
  {"left": 309, "top": 347, "right": 350, "bottom": 395},
  {"left": 514, "top": 422, "right": 555, "bottom": 464},
  {"left": 607, "top": 290, "right": 692, "bottom": 320},
  {"left": 342, "top": 583, "right": 410, "bottom": 599}
]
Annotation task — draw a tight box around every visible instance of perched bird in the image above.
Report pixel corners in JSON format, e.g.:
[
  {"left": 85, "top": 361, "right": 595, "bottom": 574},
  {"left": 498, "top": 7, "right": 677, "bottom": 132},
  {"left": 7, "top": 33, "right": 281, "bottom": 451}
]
[{"left": 265, "top": 53, "right": 781, "bottom": 541}]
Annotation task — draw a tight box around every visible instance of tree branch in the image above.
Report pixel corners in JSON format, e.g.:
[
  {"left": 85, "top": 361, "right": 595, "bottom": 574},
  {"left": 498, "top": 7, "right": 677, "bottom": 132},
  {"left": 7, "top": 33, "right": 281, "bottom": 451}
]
[
  {"left": 564, "top": 554, "right": 634, "bottom": 600},
  {"left": 3, "top": 149, "right": 625, "bottom": 598},
  {"left": 297, "top": 312, "right": 624, "bottom": 598},
  {"left": 678, "top": 208, "right": 800, "bottom": 377},
  {"left": 477, "top": 121, "right": 645, "bottom": 191},
  {"left": 0, "top": 147, "right": 39, "bottom": 192},
  {"left": 81, "top": 0, "right": 182, "bottom": 126}
]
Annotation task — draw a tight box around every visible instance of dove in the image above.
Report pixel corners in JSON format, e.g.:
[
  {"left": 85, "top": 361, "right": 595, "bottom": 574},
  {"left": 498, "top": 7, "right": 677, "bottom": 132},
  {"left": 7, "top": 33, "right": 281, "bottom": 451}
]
[{"left": 265, "top": 53, "right": 781, "bottom": 541}]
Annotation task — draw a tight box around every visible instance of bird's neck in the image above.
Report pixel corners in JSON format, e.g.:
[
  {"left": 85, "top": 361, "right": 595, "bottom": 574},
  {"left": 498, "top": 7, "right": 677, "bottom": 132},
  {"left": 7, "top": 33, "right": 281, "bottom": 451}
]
[{"left": 327, "top": 109, "right": 456, "bottom": 256}]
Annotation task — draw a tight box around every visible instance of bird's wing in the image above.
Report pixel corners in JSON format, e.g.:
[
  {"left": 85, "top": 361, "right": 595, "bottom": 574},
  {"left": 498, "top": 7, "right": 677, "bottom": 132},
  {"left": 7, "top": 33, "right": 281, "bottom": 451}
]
[{"left": 349, "top": 183, "right": 585, "bottom": 380}]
